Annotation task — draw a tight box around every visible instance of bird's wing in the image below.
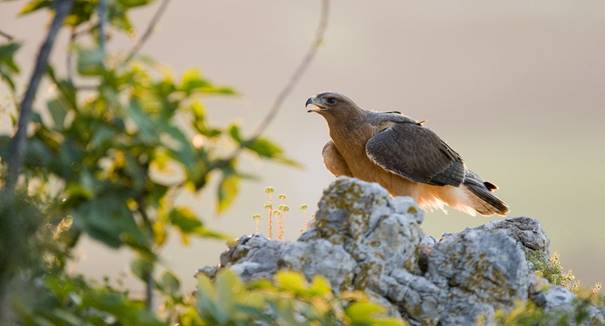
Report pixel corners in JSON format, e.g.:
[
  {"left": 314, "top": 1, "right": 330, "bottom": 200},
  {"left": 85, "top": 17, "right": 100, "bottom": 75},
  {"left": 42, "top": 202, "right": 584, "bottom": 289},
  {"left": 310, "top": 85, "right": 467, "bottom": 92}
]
[
  {"left": 322, "top": 141, "right": 352, "bottom": 177},
  {"left": 365, "top": 122, "right": 464, "bottom": 186}
]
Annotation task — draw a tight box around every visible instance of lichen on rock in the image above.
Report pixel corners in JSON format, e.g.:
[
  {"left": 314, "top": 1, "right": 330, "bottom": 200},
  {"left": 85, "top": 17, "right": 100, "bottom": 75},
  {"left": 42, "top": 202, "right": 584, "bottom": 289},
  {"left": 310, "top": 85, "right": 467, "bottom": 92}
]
[{"left": 198, "top": 177, "right": 604, "bottom": 325}]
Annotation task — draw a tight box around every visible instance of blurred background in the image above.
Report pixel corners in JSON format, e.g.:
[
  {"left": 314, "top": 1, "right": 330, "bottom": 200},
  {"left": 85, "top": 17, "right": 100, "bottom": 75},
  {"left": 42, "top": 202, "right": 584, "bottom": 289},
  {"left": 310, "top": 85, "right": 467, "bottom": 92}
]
[{"left": 1, "top": 0, "right": 604, "bottom": 293}]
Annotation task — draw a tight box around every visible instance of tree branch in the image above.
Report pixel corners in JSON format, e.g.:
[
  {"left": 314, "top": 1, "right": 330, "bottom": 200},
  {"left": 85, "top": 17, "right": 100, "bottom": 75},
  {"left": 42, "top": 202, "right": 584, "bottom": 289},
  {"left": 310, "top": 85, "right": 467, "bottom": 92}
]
[
  {"left": 97, "top": 0, "right": 108, "bottom": 55},
  {"left": 0, "top": 2, "right": 72, "bottom": 322},
  {"left": 229, "top": 0, "right": 330, "bottom": 159},
  {"left": 0, "top": 30, "right": 15, "bottom": 41},
  {"left": 3, "top": 0, "right": 74, "bottom": 194},
  {"left": 66, "top": 28, "right": 76, "bottom": 85},
  {"left": 123, "top": 0, "right": 171, "bottom": 64}
]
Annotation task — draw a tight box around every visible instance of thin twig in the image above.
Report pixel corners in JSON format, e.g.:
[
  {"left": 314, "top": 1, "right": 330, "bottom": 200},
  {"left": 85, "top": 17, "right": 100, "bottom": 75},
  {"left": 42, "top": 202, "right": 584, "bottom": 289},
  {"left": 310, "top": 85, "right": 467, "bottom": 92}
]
[
  {"left": 0, "top": 30, "right": 15, "bottom": 41},
  {"left": 251, "top": 0, "right": 329, "bottom": 139},
  {"left": 137, "top": 203, "right": 155, "bottom": 311},
  {"left": 3, "top": 0, "right": 74, "bottom": 194},
  {"left": 229, "top": 0, "right": 330, "bottom": 158},
  {"left": 97, "top": 0, "right": 107, "bottom": 55},
  {"left": 123, "top": 0, "right": 171, "bottom": 64},
  {"left": 145, "top": 272, "right": 154, "bottom": 310}
]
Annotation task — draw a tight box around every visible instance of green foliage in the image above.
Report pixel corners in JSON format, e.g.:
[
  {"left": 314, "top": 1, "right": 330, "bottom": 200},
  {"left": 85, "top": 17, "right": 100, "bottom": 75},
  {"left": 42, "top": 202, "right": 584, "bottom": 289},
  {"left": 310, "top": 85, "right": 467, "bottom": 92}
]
[
  {"left": 527, "top": 251, "right": 577, "bottom": 290},
  {"left": 228, "top": 124, "right": 301, "bottom": 167},
  {"left": 495, "top": 251, "right": 604, "bottom": 326},
  {"left": 493, "top": 299, "right": 596, "bottom": 326},
  {"left": 20, "top": 0, "right": 153, "bottom": 33},
  {"left": 0, "top": 194, "right": 43, "bottom": 291},
  {"left": 195, "top": 270, "right": 407, "bottom": 326},
  {"left": 15, "top": 273, "right": 164, "bottom": 326},
  {"left": 0, "top": 41, "right": 21, "bottom": 90},
  {"left": 0, "top": 0, "right": 298, "bottom": 324}
]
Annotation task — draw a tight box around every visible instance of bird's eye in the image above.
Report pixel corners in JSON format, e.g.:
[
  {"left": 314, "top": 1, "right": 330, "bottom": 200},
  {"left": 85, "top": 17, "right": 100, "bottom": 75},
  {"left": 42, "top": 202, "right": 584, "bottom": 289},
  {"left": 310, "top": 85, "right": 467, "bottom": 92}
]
[{"left": 325, "top": 97, "right": 337, "bottom": 105}]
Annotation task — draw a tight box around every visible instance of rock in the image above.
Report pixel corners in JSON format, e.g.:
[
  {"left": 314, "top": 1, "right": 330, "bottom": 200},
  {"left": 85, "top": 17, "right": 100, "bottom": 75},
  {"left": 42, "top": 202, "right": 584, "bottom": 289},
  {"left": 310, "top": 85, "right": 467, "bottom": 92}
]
[
  {"left": 532, "top": 285, "right": 575, "bottom": 310},
  {"left": 280, "top": 239, "right": 357, "bottom": 291},
  {"left": 426, "top": 225, "right": 531, "bottom": 324},
  {"left": 199, "top": 177, "right": 603, "bottom": 326}
]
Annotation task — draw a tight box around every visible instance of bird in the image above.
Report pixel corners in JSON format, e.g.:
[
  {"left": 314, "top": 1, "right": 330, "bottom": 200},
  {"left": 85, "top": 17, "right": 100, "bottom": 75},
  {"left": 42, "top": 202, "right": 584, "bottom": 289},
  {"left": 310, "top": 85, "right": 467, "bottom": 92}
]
[{"left": 306, "top": 92, "right": 509, "bottom": 216}]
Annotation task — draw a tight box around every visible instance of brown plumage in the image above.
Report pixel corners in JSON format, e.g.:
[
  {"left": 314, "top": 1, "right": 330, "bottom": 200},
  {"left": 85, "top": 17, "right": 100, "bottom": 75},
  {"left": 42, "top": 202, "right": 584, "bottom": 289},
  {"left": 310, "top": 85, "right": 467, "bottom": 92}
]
[{"left": 306, "top": 92, "right": 509, "bottom": 216}]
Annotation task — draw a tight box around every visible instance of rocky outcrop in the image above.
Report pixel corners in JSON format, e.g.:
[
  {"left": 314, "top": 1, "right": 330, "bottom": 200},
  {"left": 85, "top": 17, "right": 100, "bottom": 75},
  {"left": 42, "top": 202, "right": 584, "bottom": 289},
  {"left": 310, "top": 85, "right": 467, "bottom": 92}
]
[{"left": 198, "top": 177, "right": 604, "bottom": 325}]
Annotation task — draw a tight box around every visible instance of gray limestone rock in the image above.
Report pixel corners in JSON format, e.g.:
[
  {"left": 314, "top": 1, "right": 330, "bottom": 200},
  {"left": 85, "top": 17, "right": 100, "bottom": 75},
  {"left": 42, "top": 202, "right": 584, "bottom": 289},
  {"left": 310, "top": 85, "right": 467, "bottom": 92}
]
[{"left": 199, "top": 177, "right": 603, "bottom": 325}]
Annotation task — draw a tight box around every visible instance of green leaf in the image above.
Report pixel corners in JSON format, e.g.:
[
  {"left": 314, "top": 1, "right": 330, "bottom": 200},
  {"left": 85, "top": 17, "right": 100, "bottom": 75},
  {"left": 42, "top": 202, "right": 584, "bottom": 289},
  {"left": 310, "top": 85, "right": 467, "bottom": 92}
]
[
  {"left": 89, "top": 126, "right": 116, "bottom": 149},
  {"left": 275, "top": 271, "right": 307, "bottom": 294},
  {"left": 308, "top": 276, "right": 332, "bottom": 297},
  {"left": 47, "top": 99, "right": 68, "bottom": 129},
  {"left": 118, "top": 0, "right": 153, "bottom": 7},
  {"left": 196, "top": 274, "right": 219, "bottom": 320},
  {"left": 168, "top": 206, "right": 229, "bottom": 242},
  {"left": 162, "top": 124, "right": 196, "bottom": 170},
  {"left": 19, "top": 0, "right": 51, "bottom": 15},
  {"left": 345, "top": 302, "right": 387, "bottom": 324},
  {"left": 127, "top": 99, "right": 159, "bottom": 143},
  {"left": 217, "top": 173, "right": 239, "bottom": 214},
  {"left": 81, "top": 289, "right": 164, "bottom": 326},
  {"left": 47, "top": 66, "right": 78, "bottom": 109},
  {"left": 214, "top": 270, "right": 242, "bottom": 323},
  {"left": 73, "top": 195, "right": 149, "bottom": 251},
  {"left": 157, "top": 271, "right": 181, "bottom": 297},
  {"left": 178, "top": 68, "right": 235, "bottom": 95},
  {"left": 245, "top": 137, "right": 301, "bottom": 167},
  {"left": 77, "top": 47, "right": 105, "bottom": 76},
  {"left": 169, "top": 206, "right": 202, "bottom": 233},
  {"left": 65, "top": 169, "right": 97, "bottom": 199},
  {"left": 23, "top": 138, "right": 53, "bottom": 169},
  {"left": 228, "top": 124, "right": 243, "bottom": 143},
  {"left": 130, "top": 255, "right": 153, "bottom": 281},
  {"left": 0, "top": 42, "right": 21, "bottom": 90},
  {"left": 179, "top": 68, "right": 210, "bottom": 94}
]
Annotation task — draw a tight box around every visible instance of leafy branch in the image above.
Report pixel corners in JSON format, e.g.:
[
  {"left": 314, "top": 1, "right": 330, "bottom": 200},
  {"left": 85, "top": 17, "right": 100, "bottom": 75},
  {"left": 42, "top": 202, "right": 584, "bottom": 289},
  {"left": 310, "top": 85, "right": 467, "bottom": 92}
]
[{"left": 0, "top": 0, "right": 336, "bottom": 324}]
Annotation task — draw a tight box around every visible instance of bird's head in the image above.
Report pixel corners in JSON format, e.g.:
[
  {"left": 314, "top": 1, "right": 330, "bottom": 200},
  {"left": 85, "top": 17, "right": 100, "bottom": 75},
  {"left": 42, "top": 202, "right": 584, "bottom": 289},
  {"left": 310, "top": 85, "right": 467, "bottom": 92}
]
[{"left": 305, "top": 92, "right": 363, "bottom": 119}]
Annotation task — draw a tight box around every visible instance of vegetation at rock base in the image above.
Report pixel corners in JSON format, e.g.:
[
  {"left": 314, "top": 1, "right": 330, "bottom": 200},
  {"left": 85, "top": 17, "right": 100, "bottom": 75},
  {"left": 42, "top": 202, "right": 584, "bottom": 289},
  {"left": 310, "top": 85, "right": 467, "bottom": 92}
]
[
  {"left": 493, "top": 298, "right": 599, "bottom": 326},
  {"left": 494, "top": 251, "right": 604, "bottom": 325},
  {"left": 196, "top": 270, "right": 405, "bottom": 326},
  {"left": 526, "top": 250, "right": 578, "bottom": 290}
]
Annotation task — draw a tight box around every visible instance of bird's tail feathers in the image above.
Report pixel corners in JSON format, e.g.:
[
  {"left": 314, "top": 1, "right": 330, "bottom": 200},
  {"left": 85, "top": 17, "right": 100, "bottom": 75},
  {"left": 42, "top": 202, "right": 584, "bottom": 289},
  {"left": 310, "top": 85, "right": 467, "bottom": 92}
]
[{"left": 463, "top": 181, "right": 509, "bottom": 216}]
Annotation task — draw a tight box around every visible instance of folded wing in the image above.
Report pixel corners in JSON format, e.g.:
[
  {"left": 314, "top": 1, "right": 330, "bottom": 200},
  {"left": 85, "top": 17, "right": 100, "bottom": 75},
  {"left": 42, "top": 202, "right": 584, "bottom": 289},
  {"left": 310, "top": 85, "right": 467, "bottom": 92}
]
[{"left": 365, "top": 122, "right": 465, "bottom": 187}]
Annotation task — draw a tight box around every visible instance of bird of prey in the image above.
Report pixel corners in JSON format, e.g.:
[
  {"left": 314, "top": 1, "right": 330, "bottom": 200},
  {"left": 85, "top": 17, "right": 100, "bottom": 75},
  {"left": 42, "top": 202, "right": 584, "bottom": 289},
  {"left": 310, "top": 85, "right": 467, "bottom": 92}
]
[{"left": 306, "top": 92, "right": 508, "bottom": 216}]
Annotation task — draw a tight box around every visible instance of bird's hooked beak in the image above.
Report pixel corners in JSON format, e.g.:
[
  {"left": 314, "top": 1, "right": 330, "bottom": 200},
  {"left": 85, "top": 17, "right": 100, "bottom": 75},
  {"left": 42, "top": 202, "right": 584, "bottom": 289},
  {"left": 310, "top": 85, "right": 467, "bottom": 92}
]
[{"left": 305, "top": 97, "right": 327, "bottom": 113}]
